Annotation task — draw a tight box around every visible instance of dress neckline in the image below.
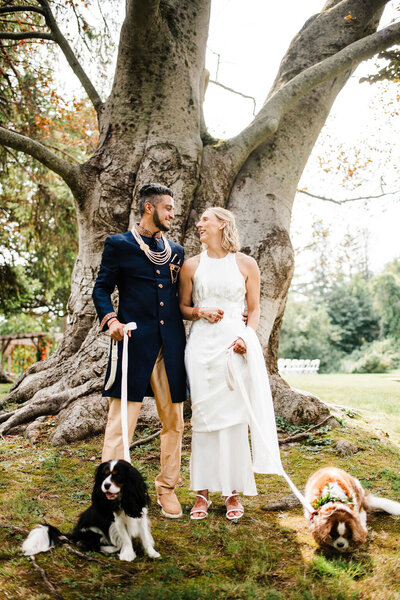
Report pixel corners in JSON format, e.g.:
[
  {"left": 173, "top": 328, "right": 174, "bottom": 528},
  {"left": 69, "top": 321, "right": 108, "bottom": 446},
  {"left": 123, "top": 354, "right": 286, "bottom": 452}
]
[{"left": 205, "top": 250, "right": 231, "bottom": 261}]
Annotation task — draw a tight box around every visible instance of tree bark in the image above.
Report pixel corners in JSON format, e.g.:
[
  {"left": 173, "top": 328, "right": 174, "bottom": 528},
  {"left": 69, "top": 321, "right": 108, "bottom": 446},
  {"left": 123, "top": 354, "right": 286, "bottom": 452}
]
[
  {"left": 0, "top": 364, "right": 13, "bottom": 384},
  {"left": 0, "top": 0, "right": 398, "bottom": 441}
]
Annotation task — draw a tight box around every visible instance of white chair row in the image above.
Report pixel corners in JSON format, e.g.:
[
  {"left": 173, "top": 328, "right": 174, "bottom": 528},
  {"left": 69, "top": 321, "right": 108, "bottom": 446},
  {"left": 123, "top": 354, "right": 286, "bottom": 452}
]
[{"left": 277, "top": 358, "right": 320, "bottom": 376}]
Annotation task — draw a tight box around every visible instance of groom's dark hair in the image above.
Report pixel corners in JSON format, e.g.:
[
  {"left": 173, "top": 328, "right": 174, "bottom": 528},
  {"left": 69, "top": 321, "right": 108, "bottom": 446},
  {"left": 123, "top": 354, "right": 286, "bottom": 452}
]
[{"left": 138, "top": 183, "right": 173, "bottom": 216}]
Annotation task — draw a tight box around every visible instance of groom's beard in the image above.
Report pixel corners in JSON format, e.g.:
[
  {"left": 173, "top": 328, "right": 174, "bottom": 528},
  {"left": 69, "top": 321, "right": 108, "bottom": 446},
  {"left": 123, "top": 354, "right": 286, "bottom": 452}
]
[{"left": 153, "top": 207, "right": 170, "bottom": 232}]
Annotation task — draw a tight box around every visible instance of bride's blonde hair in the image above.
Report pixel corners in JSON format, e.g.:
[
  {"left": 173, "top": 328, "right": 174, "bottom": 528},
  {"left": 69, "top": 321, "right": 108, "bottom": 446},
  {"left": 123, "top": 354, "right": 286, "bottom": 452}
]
[{"left": 205, "top": 207, "right": 240, "bottom": 253}]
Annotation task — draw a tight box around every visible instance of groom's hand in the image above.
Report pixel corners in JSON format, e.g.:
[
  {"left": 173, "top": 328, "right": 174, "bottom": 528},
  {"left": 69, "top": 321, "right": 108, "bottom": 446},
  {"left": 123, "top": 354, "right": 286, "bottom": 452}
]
[{"left": 108, "top": 319, "right": 126, "bottom": 341}]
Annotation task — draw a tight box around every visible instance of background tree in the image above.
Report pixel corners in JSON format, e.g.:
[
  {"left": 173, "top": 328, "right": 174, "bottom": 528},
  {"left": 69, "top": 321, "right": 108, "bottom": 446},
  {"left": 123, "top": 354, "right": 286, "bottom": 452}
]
[
  {"left": 371, "top": 259, "right": 400, "bottom": 337},
  {"left": 0, "top": 9, "right": 98, "bottom": 317},
  {"left": 0, "top": 0, "right": 399, "bottom": 443}
]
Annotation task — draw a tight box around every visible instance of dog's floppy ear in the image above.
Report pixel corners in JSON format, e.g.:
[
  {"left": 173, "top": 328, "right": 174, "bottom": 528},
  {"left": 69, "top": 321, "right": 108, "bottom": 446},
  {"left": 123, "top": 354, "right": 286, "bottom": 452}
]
[
  {"left": 91, "top": 462, "right": 108, "bottom": 506},
  {"left": 121, "top": 463, "right": 150, "bottom": 518},
  {"left": 310, "top": 514, "right": 333, "bottom": 547},
  {"left": 350, "top": 516, "right": 368, "bottom": 545}
]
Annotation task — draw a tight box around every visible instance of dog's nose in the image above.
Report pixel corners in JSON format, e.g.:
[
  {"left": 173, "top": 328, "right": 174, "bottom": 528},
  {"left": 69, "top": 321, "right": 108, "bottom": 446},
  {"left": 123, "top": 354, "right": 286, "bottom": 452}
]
[
  {"left": 336, "top": 541, "right": 345, "bottom": 548},
  {"left": 104, "top": 483, "right": 111, "bottom": 490}
]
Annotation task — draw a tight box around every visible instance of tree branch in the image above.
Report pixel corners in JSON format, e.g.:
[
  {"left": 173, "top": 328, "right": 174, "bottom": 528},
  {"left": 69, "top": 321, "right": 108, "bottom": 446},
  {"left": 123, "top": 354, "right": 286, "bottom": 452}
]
[
  {"left": 29, "top": 556, "right": 64, "bottom": 600},
  {"left": 209, "top": 79, "right": 256, "bottom": 116},
  {"left": 278, "top": 415, "right": 333, "bottom": 444},
  {"left": 130, "top": 429, "right": 161, "bottom": 449},
  {"left": 228, "top": 21, "right": 400, "bottom": 163},
  {"left": 45, "top": 143, "right": 81, "bottom": 163},
  {"left": 0, "top": 6, "right": 46, "bottom": 16},
  {"left": 3, "top": 146, "right": 32, "bottom": 175},
  {"left": 297, "top": 188, "right": 400, "bottom": 205},
  {"left": 0, "top": 31, "right": 53, "bottom": 41},
  {"left": 36, "top": 0, "right": 103, "bottom": 113},
  {"left": 0, "top": 127, "right": 81, "bottom": 194}
]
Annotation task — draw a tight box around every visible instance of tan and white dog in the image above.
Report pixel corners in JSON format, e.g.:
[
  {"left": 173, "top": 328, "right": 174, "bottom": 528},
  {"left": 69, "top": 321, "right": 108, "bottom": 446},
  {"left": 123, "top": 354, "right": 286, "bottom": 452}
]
[{"left": 305, "top": 467, "right": 400, "bottom": 552}]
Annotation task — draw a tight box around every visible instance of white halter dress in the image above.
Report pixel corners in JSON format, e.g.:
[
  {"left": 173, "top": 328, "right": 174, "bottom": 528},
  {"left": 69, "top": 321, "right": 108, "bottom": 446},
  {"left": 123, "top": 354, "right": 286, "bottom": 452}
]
[{"left": 185, "top": 251, "right": 283, "bottom": 496}]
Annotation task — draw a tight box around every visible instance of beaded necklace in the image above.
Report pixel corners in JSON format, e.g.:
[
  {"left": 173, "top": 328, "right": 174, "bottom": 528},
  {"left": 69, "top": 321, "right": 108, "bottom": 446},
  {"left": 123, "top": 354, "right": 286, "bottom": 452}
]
[{"left": 131, "top": 224, "right": 172, "bottom": 265}]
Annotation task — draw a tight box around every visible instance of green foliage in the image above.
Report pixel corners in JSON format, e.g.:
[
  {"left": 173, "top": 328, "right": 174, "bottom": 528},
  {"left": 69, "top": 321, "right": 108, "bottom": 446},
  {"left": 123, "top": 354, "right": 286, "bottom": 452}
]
[
  {"left": 371, "top": 261, "right": 400, "bottom": 338},
  {"left": 352, "top": 352, "right": 391, "bottom": 374},
  {"left": 0, "top": 264, "right": 35, "bottom": 314},
  {"left": 0, "top": 5, "right": 104, "bottom": 317},
  {"left": 1, "top": 174, "right": 79, "bottom": 316},
  {"left": 361, "top": 50, "right": 400, "bottom": 84},
  {"left": 0, "top": 312, "right": 61, "bottom": 335},
  {"left": 278, "top": 299, "right": 343, "bottom": 372},
  {"left": 311, "top": 486, "right": 353, "bottom": 510},
  {"left": 325, "top": 275, "right": 379, "bottom": 354},
  {"left": 280, "top": 259, "right": 400, "bottom": 373},
  {"left": 341, "top": 338, "right": 400, "bottom": 374},
  {"left": 275, "top": 414, "right": 311, "bottom": 435}
]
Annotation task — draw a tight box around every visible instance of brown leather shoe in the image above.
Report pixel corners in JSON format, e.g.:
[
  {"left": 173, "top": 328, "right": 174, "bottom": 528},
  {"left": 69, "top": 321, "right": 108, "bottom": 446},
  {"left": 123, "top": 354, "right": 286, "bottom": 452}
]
[{"left": 157, "top": 492, "right": 183, "bottom": 518}]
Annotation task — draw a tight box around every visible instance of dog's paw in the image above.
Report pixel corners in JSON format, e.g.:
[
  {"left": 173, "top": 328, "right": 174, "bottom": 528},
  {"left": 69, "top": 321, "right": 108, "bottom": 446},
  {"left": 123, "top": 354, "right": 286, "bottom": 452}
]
[
  {"left": 146, "top": 548, "right": 161, "bottom": 559},
  {"left": 119, "top": 547, "right": 136, "bottom": 562}
]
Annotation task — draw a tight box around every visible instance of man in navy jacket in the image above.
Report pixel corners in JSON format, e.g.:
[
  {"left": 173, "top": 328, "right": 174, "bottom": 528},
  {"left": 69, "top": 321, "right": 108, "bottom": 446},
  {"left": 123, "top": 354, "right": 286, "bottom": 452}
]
[{"left": 92, "top": 183, "right": 186, "bottom": 518}]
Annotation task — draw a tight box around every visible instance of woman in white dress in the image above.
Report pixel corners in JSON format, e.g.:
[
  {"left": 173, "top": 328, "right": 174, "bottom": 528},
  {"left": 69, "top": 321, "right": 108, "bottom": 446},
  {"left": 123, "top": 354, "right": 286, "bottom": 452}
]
[{"left": 179, "top": 207, "right": 282, "bottom": 520}]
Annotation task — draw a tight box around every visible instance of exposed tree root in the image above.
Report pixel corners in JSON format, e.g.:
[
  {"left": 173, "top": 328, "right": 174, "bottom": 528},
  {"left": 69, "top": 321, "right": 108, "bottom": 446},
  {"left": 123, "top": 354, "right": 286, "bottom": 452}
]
[
  {"left": 262, "top": 494, "right": 301, "bottom": 511},
  {"left": 0, "top": 323, "right": 332, "bottom": 444},
  {"left": 0, "top": 325, "right": 108, "bottom": 441},
  {"left": 130, "top": 429, "right": 161, "bottom": 449},
  {"left": 270, "top": 374, "right": 330, "bottom": 425},
  {"left": 278, "top": 415, "right": 335, "bottom": 444}
]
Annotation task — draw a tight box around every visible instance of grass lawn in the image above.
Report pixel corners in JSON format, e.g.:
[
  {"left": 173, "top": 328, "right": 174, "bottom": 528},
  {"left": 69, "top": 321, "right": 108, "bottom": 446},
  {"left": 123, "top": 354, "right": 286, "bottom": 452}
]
[
  {"left": 1, "top": 376, "right": 400, "bottom": 599},
  {"left": 285, "top": 371, "right": 400, "bottom": 444},
  {"left": 0, "top": 382, "right": 12, "bottom": 396}
]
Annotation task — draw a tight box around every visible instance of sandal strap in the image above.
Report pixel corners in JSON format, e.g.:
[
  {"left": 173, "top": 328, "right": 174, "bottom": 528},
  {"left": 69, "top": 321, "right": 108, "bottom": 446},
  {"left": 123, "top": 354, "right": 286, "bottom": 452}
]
[
  {"left": 224, "top": 493, "right": 239, "bottom": 504},
  {"left": 196, "top": 493, "right": 209, "bottom": 503}
]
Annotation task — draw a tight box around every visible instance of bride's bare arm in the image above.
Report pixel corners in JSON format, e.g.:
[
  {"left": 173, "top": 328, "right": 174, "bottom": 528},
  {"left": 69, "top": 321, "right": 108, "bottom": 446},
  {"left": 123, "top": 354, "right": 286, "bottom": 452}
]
[
  {"left": 178, "top": 259, "right": 197, "bottom": 320},
  {"left": 237, "top": 253, "right": 261, "bottom": 331},
  {"left": 179, "top": 257, "right": 224, "bottom": 322}
]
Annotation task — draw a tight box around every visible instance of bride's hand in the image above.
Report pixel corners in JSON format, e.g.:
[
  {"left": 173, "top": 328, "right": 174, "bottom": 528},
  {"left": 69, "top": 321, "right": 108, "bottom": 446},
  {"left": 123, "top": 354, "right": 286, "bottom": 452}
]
[
  {"left": 199, "top": 307, "right": 224, "bottom": 323},
  {"left": 228, "top": 337, "right": 246, "bottom": 354}
]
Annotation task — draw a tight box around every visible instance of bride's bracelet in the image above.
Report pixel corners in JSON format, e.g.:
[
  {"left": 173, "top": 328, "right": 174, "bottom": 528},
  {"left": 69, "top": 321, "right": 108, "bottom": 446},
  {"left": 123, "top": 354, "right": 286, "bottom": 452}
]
[{"left": 192, "top": 307, "right": 202, "bottom": 321}]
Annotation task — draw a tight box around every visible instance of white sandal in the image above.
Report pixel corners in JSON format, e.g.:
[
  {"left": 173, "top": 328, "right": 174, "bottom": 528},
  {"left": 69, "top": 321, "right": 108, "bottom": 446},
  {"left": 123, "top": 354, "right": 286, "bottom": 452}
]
[
  {"left": 190, "top": 494, "right": 212, "bottom": 520},
  {"left": 225, "top": 493, "right": 244, "bottom": 521}
]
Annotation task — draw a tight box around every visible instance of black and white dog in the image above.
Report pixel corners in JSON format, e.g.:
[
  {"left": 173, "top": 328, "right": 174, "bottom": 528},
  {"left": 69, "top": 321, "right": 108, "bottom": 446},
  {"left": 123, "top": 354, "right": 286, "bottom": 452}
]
[{"left": 22, "top": 460, "right": 160, "bottom": 562}]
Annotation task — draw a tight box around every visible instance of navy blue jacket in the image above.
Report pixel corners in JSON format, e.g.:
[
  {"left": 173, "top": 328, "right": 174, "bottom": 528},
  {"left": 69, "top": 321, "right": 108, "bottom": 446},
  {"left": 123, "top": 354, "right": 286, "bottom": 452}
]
[{"left": 92, "top": 231, "right": 186, "bottom": 403}]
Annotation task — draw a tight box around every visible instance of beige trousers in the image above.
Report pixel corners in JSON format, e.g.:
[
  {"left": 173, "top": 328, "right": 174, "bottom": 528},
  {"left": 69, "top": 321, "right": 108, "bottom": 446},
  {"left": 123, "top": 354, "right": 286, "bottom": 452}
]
[{"left": 101, "top": 347, "right": 184, "bottom": 496}]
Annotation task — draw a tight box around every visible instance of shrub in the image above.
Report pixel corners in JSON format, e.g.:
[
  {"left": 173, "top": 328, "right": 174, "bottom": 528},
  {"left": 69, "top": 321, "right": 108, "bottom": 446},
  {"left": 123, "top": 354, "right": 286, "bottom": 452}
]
[{"left": 341, "top": 338, "right": 400, "bottom": 374}]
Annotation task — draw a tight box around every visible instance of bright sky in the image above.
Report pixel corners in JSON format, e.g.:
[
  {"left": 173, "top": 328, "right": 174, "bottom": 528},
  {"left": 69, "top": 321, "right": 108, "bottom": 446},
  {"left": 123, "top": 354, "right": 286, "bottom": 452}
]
[{"left": 203, "top": 1, "right": 400, "bottom": 277}]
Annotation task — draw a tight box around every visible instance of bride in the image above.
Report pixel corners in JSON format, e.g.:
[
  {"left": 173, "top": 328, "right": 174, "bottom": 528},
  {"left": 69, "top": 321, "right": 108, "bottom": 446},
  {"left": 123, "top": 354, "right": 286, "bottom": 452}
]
[{"left": 179, "top": 207, "right": 282, "bottom": 520}]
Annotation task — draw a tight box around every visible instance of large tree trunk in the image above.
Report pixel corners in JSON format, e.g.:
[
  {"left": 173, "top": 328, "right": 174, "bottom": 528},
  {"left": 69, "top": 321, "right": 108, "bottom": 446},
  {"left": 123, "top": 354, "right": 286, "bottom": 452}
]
[{"left": 0, "top": 0, "right": 396, "bottom": 442}]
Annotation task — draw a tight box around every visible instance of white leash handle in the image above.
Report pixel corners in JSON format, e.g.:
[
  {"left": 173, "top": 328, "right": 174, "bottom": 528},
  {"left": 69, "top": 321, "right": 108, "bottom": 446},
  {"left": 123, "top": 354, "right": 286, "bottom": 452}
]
[
  {"left": 120, "top": 322, "right": 137, "bottom": 463},
  {"left": 104, "top": 340, "right": 118, "bottom": 391},
  {"left": 226, "top": 347, "right": 315, "bottom": 515}
]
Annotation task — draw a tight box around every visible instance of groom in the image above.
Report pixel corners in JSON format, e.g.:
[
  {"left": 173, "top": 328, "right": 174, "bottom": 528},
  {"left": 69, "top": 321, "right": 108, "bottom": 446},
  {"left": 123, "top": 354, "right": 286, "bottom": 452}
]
[{"left": 92, "top": 183, "right": 186, "bottom": 518}]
